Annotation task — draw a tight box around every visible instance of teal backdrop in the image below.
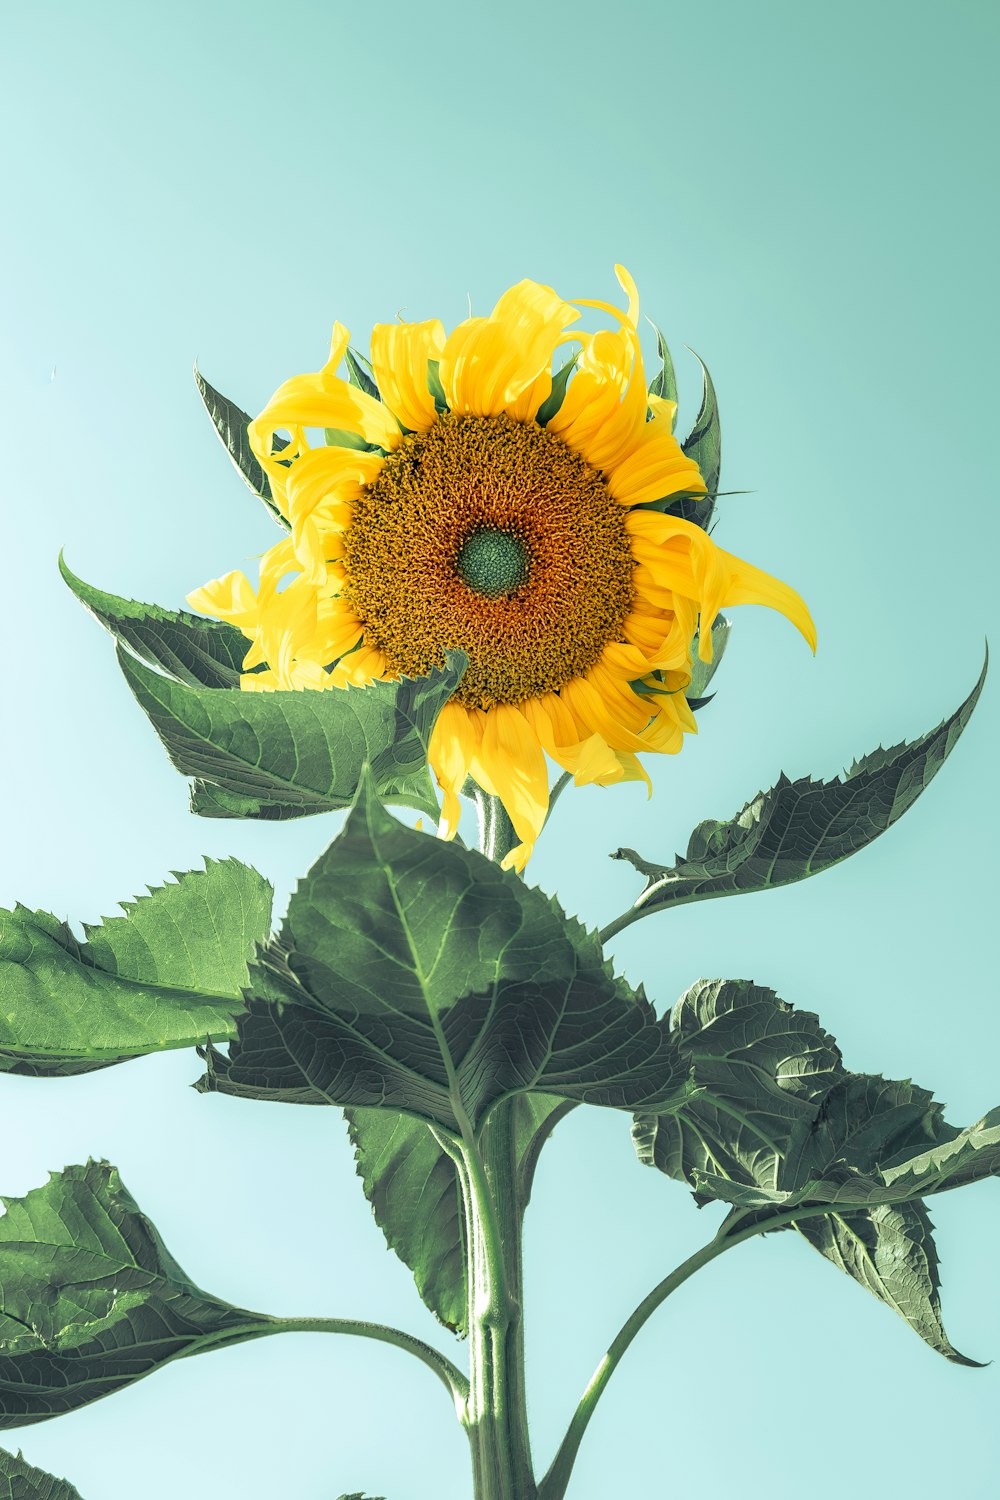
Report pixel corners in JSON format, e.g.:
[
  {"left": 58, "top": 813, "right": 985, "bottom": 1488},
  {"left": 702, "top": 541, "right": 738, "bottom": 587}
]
[{"left": 2, "top": 1, "right": 997, "bottom": 1495}]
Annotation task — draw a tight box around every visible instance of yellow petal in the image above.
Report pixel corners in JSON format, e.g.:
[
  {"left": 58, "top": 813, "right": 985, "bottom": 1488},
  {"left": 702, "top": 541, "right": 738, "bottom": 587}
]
[
  {"left": 439, "top": 279, "right": 579, "bottom": 421},
  {"left": 428, "top": 701, "right": 482, "bottom": 841},
  {"left": 470, "top": 704, "right": 549, "bottom": 869},
  {"left": 370, "top": 318, "right": 446, "bottom": 433}
]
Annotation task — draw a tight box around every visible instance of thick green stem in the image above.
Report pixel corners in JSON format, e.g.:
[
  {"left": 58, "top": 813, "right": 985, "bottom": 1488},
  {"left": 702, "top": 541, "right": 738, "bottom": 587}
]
[{"left": 460, "top": 1103, "right": 535, "bottom": 1500}]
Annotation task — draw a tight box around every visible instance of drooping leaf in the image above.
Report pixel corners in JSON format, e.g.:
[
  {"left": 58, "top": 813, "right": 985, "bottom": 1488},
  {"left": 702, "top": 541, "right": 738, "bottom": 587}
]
[
  {"left": 117, "top": 645, "right": 468, "bottom": 822},
  {"left": 202, "top": 773, "right": 687, "bottom": 1133},
  {"left": 347, "top": 1110, "right": 467, "bottom": 1333},
  {"left": 193, "top": 366, "right": 289, "bottom": 529},
  {"left": 795, "top": 1201, "right": 980, "bottom": 1366},
  {"left": 0, "top": 1161, "right": 278, "bottom": 1427},
  {"left": 346, "top": 1091, "right": 573, "bottom": 1337},
  {"left": 0, "top": 1447, "right": 86, "bottom": 1499},
  {"left": 634, "top": 978, "right": 996, "bottom": 1361},
  {"left": 632, "top": 979, "right": 843, "bottom": 1202},
  {"left": 613, "top": 655, "right": 986, "bottom": 921},
  {"left": 0, "top": 860, "right": 270, "bottom": 1074},
  {"left": 60, "top": 556, "right": 253, "bottom": 690}
]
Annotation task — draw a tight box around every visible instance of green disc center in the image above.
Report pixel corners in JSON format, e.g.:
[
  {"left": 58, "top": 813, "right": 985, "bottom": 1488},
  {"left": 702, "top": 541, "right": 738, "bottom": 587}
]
[{"left": 455, "top": 527, "right": 530, "bottom": 597}]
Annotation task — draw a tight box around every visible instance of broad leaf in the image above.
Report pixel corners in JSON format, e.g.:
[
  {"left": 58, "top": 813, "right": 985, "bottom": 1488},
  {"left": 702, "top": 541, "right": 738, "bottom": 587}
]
[
  {"left": 613, "top": 656, "right": 986, "bottom": 920},
  {"left": 0, "top": 860, "right": 269, "bottom": 1074},
  {"left": 0, "top": 1161, "right": 277, "bottom": 1427},
  {"left": 633, "top": 979, "right": 843, "bottom": 1202},
  {"left": 634, "top": 979, "right": 996, "bottom": 1361},
  {"left": 201, "top": 773, "right": 687, "bottom": 1132},
  {"left": 118, "top": 645, "right": 468, "bottom": 821},
  {"left": 194, "top": 366, "right": 289, "bottom": 529},
  {"left": 0, "top": 1448, "right": 85, "bottom": 1499},
  {"left": 60, "top": 556, "right": 253, "bottom": 689},
  {"left": 795, "top": 1201, "right": 980, "bottom": 1366}
]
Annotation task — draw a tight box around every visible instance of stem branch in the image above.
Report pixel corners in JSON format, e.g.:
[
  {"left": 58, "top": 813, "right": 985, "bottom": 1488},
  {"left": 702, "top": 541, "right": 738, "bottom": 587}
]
[{"left": 538, "top": 1201, "right": 857, "bottom": 1500}]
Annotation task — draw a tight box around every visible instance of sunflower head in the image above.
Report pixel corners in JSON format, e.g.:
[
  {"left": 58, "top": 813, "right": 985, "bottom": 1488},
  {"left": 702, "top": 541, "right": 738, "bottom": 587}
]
[{"left": 189, "top": 267, "right": 815, "bottom": 870}]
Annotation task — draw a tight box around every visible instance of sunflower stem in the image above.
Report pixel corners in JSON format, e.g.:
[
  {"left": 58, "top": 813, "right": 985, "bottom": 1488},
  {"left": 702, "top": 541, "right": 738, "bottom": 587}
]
[{"left": 460, "top": 1099, "right": 536, "bottom": 1499}]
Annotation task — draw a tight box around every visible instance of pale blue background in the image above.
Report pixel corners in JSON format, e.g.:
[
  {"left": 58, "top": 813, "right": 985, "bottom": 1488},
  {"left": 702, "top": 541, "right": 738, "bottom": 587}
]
[{"left": 1, "top": 2, "right": 997, "bottom": 1496}]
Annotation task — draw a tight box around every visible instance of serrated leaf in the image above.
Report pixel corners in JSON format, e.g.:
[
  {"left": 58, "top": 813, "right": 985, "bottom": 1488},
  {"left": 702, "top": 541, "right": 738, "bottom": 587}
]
[
  {"left": 0, "top": 1448, "right": 86, "bottom": 1499},
  {"left": 613, "top": 655, "right": 986, "bottom": 919},
  {"left": 0, "top": 860, "right": 270, "bottom": 1073},
  {"left": 194, "top": 366, "right": 289, "bottom": 529},
  {"left": 634, "top": 979, "right": 996, "bottom": 1361},
  {"left": 795, "top": 1201, "right": 980, "bottom": 1366},
  {"left": 60, "top": 556, "right": 252, "bottom": 689},
  {"left": 202, "top": 773, "right": 686, "bottom": 1132},
  {"left": 117, "top": 645, "right": 468, "bottom": 822},
  {"left": 0, "top": 1161, "right": 278, "bottom": 1427},
  {"left": 633, "top": 979, "right": 843, "bottom": 1201},
  {"left": 347, "top": 1110, "right": 467, "bottom": 1333}
]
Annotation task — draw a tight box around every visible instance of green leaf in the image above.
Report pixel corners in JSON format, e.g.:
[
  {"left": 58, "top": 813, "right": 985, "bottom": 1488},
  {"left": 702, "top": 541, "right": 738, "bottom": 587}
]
[
  {"left": 202, "top": 773, "right": 686, "bottom": 1132},
  {"left": 347, "top": 1110, "right": 467, "bottom": 1333},
  {"left": 426, "top": 360, "right": 449, "bottom": 415},
  {"left": 634, "top": 979, "right": 995, "bottom": 1361},
  {"left": 686, "top": 615, "right": 731, "bottom": 713},
  {"left": 0, "top": 1448, "right": 86, "bottom": 1499},
  {"left": 117, "top": 645, "right": 468, "bottom": 821},
  {"left": 0, "top": 1161, "right": 277, "bottom": 1427},
  {"left": 646, "top": 320, "right": 678, "bottom": 414},
  {"left": 641, "top": 349, "right": 719, "bottom": 530},
  {"left": 193, "top": 365, "right": 289, "bottom": 529},
  {"left": 613, "top": 655, "right": 986, "bottom": 921},
  {"left": 335, "top": 1493, "right": 386, "bottom": 1500},
  {"left": 633, "top": 979, "right": 843, "bottom": 1202},
  {"left": 535, "top": 355, "right": 578, "bottom": 427},
  {"left": 0, "top": 860, "right": 270, "bottom": 1074},
  {"left": 60, "top": 556, "right": 252, "bottom": 690},
  {"left": 345, "top": 346, "right": 380, "bottom": 400},
  {"left": 795, "top": 1201, "right": 981, "bottom": 1366},
  {"left": 680, "top": 351, "right": 721, "bottom": 496},
  {"left": 346, "top": 1091, "right": 572, "bottom": 1337}
]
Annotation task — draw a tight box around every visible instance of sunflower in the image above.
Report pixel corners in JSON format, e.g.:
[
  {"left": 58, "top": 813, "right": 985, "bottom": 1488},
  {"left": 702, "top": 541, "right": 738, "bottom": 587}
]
[{"left": 188, "top": 267, "right": 814, "bottom": 871}]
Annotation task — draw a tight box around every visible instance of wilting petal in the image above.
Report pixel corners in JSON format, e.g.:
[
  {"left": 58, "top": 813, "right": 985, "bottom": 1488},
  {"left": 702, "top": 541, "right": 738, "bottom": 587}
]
[{"left": 371, "top": 319, "right": 446, "bottom": 432}]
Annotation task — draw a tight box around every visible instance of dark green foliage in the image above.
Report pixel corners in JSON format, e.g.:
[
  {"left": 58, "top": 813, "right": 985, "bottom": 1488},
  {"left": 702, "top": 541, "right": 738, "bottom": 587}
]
[
  {"left": 199, "top": 773, "right": 687, "bottom": 1131},
  {"left": 0, "top": 1448, "right": 86, "bottom": 1499},
  {"left": 614, "top": 656, "right": 986, "bottom": 919},
  {"left": 118, "top": 646, "right": 468, "bottom": 822},
  {"left": 634, "top": 978, "right": 995, "bottom": 1362},
  {"left": 193, "top": 366, "right": 289, "bottom": 528},
  {"left": 60, "top": 557, "right": 253, "bottom": 689},
  {"left": 0, "top": 1162, "right": 276, "bottom": 1427}
]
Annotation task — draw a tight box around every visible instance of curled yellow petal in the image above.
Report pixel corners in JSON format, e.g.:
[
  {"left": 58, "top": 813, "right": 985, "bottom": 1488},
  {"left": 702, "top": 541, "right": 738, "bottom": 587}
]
[{"left": 371, "top": 318, "right": 446, "bottom": 433}]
